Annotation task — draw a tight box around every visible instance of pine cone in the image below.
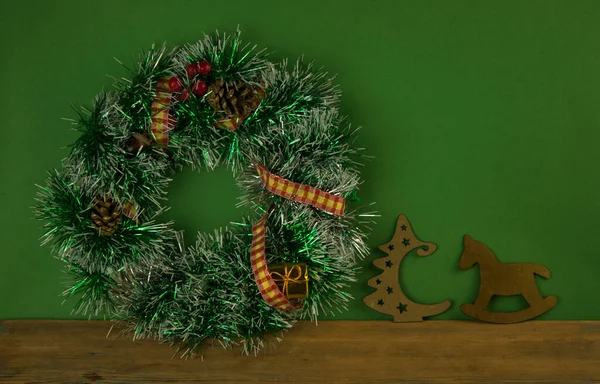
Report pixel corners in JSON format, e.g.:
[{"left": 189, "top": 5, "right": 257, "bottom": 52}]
[
  {"left": 205, "top": 79, "right": 257, "bottom": 119},
  {"left": 90, "top": 196, "right": 123, "bottom": 236}
]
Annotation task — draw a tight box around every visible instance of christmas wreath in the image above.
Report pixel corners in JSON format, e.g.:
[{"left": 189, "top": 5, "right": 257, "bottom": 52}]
[{"left": 36, "top": 30, "right": 372, "bottom": 356}]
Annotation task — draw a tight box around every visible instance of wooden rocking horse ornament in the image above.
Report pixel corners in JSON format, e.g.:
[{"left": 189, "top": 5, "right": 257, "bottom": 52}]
[
  {"left": 459, "top": 235, "right": 557, "bottom": 323},
  {"left": 364, "top": 215, "right": 451, "bottom": 322}
]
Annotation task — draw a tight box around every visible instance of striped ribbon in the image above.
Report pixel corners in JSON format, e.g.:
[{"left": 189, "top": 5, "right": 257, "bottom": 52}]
[
  {"left": 255, "top": 165, "right": 345, "bottom": 216},
  {"left": 251, "top": 167, "right": 346, "bottom": 310},
  {"left": 250, "top": 214, "right": 299, "bottom": 311},
  {"left": 150, "top": 77, "right": 175, "bottom": 146}
]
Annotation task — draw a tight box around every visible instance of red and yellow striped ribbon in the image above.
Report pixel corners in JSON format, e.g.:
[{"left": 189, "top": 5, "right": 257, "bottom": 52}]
[
  {"left": 251, "top": 166, "right": 346, "bottom": 310},
  {"left": 250, "top": 214, "right": 299, "bottom": 311},
  {"left": 254, "top": 165, "right": 346, "bottom": 216},
  {"left": 150, "top": 77, "right": 175, "bottom": 147}
]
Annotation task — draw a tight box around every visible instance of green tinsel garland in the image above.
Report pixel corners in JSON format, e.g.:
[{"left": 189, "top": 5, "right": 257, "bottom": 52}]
[{"left": 35, "top": 29, "right": 374, "bottom": 356}]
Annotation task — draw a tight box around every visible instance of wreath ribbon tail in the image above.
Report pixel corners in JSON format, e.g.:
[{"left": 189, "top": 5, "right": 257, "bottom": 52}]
[
  {"left": 254, "top": 165, "right": 346, "bottom": 216},
  {"left": 251, "top": 167, "right": 347, "bottom": 309},
  {"left": 150, "top": 77, "right": 175, "bottom": 147},
  {"left": 250, "top": 214, "right": 299, "bottom": 311}
]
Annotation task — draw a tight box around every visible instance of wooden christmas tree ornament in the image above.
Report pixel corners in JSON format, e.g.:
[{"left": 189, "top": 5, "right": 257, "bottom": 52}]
[
  {"left": 459, "top": 235, "right": 557, "bottom": 324},
  {"left": 364, "top": 215, "right": 451, "bottom": 322}
]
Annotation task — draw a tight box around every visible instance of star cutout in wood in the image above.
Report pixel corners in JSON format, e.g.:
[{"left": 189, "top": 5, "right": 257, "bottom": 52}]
[
  {"left": 385, "top": 260, "right": 393, "bottom": 268},
  {"left": 377, "top": 299, "right": 384, "bottom": 306},
  {"left": 397, "top": 302, "right": 408, "bottom": 313},
  {"left": 388, "top": 244, "right": 395, "bottom": 251},
  {"left": 376, "top": 279, "right": 382, "bottom": 285},
  {"left": 401, "top": 225, "right": 407, "bottom": 231},
  {"left": 402, "top": 238, "right": 410, "bottom": 246},
  {"left": 386, "top": 286, "right": 393, "bottom": 294}
]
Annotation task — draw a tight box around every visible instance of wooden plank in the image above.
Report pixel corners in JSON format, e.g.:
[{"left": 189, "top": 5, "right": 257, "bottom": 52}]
[{"left": 1, "top": 320, "right": 599, "bottom": 383}]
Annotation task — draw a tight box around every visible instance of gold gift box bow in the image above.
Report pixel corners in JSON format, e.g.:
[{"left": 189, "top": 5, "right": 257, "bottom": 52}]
[{"left": 270, "top": 263, "right": 309, "bottom": 300}]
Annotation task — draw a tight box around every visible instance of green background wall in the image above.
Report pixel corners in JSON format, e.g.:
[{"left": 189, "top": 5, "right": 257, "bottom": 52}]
[{"left": 1, "top": 0, "right": 599, "bottom": 320}]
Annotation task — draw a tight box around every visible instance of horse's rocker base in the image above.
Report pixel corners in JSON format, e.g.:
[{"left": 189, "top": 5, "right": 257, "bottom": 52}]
[{"left": 461, "top": 295, "right": 557, "bottom": 324}]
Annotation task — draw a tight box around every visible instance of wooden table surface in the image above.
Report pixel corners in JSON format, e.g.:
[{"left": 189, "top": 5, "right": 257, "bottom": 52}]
[{"left": 1, "top": 320, "right": 599, "bottom": 383}]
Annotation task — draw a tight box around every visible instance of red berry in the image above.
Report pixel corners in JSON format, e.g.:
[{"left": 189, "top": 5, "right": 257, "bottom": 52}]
[
  {"left": 178, "top": 88, "right": 190, "bottom": 101},
  {"left": 186, "top": 63, "right": 198, "bottom": 77},
  {"left": 197, "top": 61, "right": 211, "bottom": 76},
  {"left": 192, "top": 80, "right": 207, "bottom": 96},
  {"left": 168, "top": 77, "right": 182, "bottom": 92}
]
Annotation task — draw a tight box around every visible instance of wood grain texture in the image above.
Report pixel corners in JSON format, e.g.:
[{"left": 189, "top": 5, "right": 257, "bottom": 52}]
[{"left": 1, "top": 320, "right": 599, "bottom": 383}]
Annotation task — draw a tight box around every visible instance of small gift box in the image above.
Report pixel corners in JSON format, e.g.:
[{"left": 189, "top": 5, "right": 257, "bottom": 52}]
[{"left": 269, "top": 263, "right": 309, "bottom": 300}]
